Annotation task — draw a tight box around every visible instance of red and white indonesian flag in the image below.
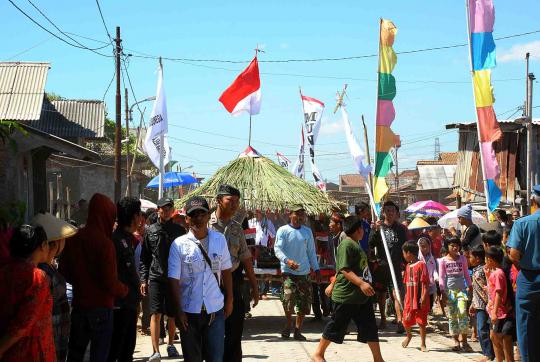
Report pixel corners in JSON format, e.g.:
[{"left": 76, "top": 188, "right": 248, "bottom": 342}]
[{"left": 219, "top": 57, "right": 261, "bottom": 116}]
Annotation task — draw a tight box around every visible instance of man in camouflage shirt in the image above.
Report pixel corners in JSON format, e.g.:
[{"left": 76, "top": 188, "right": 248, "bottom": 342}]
[{"left": 209, "top": 184, "right": 259, "bottom": 362}]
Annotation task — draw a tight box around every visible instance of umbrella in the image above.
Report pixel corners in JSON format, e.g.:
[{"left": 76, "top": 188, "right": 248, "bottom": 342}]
[
  {"left": 140, "top": 199, "right": 157, "bottom": 212},
  {"left": 437, "top": 209, "right": 486, "bottom": 229},
  {"left": 146, "top": 172, "right": 198, "bottom": 189},
  {"left": 405, "top": 200, "right": 450, "bottom": 217}
]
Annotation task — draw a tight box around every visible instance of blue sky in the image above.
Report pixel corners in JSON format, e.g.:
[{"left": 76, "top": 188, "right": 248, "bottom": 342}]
[{"left": 2, "top": 0, "right": 539, "bottom": 184}]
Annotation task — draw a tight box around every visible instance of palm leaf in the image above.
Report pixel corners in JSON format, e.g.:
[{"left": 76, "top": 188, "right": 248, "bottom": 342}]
[{"left": 175, "top": 155, "right": 339, "bottom": 215}]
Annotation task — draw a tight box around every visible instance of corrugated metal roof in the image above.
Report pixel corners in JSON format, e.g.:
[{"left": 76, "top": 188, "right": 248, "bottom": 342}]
[
  {"left": 30, "top": 99, "right": 106, "bottom": 139},
  {"left": 446, "top": 118, "right": 540, "bottom": 128},
  {"left": 417, "top": 164, "right": 456, "bottom": 190},
  {"left": 453, "top": 130, "right": 524, "bottom": 203},
  {"left": 0, "top": 62, "right": 49, "bottom": 121}
]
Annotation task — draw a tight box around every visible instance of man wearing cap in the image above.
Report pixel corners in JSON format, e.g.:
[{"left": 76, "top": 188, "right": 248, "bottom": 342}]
[
  {"left": 209, "top": 184, "right": 259, "bottom": 362},
  {"left": 507, "top": 185, "right": 540, "bottom": 362},
  {"left": 140, "top": 197, "right": 186, "bottom": 361},
  {"left": 274, "top": 205, "right": 321, "bottom": 341},
  {"left": 168, "top": 196, "right": 233, "bottom": 362}
]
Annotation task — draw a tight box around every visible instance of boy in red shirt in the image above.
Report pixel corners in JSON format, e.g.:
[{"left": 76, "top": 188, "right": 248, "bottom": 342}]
[
  {"left": 485, "top": 246, "right": 514, "bottom": 362},
  {"left": 401, "top": 241, "right": 430, "bottom": 352}
]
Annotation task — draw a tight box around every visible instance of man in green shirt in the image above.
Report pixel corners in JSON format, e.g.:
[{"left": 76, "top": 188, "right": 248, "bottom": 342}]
[{"left": 312, "top": 216, "right": 385, "bottom": 362}]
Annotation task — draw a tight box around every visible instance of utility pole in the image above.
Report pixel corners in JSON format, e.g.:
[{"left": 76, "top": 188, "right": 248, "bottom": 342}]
[
  {"left": 526, "top": 72, "right": 535, "bottom": 214},
  {"left": 434, "top": 137, "right": 440, "bottom": 160},
  {"left": 125, "top": 87, "right": 131, "bottom": 197},
  {"left": 114, "top": 26, "right": 122, "bottom": 202}
]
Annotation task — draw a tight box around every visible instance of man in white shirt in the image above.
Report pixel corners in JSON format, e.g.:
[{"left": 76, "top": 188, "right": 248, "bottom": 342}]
[
  {"left": 249, "top": 209, "right": 276, "bottom": 248},
  {"left": 168, "top": 196, "right": 233, "bottom": 362}
]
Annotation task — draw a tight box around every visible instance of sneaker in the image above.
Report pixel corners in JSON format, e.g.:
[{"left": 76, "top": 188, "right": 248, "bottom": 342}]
[
  {"left": 293, "top": 329, "right": 307, "bottom": 341},
  {"left": 148, "top": 352, "right": 161, "bottom": 361},
  {"left": 167, "top": 345, "right": 180, "bottom": 357},
  {"left": 280, "top": 327, "right": 291, "bottom": 339}
]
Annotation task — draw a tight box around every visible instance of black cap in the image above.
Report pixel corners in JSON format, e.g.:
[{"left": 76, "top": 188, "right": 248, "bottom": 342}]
[
  {"left": 156, "top": 197, "right": 174, "bottom": 208},
  {"left": 217, "top": 184, "right": 241, "bottom": 197},
  {"left": 185, "top": 196, "right": 209, "bottom": 215}
]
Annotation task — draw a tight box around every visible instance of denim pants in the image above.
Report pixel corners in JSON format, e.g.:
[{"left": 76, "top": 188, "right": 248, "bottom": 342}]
[
  {"left": 180, "top": 309, "right": 225, "bottom": 362},
  {"left": 475, "top": 309, "right": 494, "bottom": 359},
  {"left": 516, "top": 270, "right": 540, "bottom": 362},
  {"left": 67, "top": 308, "right": 114, "bottom": 362}
]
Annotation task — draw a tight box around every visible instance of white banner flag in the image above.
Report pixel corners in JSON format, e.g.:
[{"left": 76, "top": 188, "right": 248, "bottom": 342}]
[
  {"left": 144, "top": 62, "right": 170, "bottom": 169},
  {"left": 301, "top": 95, "right": 326, "bottom": 190},
  {"left": 341, "top": 104, "right": 371, "bottom": 177},
  {"left": 144, "top": 133, "right": 171, "bottom": 169},
  {"left": 291, "top": 124, "right": 305, "bottom": 179}
]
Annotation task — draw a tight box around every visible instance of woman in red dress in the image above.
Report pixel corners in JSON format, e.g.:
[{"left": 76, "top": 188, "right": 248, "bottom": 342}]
[{"left": 0, "top": 225, "right": 56, "bottom": 361}]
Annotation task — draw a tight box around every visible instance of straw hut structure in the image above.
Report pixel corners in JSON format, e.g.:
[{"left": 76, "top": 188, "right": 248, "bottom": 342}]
[{"left": 175, "top": 147, "right": 339, "bottom": 215}]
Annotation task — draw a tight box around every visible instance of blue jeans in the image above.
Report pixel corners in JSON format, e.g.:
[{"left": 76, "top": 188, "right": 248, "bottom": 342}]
[
  {"left": 180, "top": 309, "right": 225, "bottom": 362},
  {"left": 475, "top": 309, "right": 494, "bottom": 360},
  {"left": 516, "top": 270, "right": 540, "bottom": 362},
  {"left": 67, "top": 308, "right": 114, "bottom": 362}
]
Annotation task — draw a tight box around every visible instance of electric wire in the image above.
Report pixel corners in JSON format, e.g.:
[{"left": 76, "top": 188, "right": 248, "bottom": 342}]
[{"left": 7, "top": 0, "right": 112, "bottom": 57}]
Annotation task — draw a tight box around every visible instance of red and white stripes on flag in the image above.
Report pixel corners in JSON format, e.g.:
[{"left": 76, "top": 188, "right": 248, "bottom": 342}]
[
  {"left": 276, "top": 152, "right": 291, "bottom": 168},
  {"left": 219, "top": 57, "right": 261, "bottom": 116},
  {"left": 301, "top": 95, "right": 326, "bottom": 191}
]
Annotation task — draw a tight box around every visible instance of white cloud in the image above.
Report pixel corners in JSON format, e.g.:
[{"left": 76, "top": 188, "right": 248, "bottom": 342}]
[
  {"left": 498, "top": 40, "right": 540, "bottom": 63},
  {"left": 319, "top": 117, "right": 345, "bottom": 136},
  {"left": 279, "top": 42, "right": 290, "bottom": 49}
]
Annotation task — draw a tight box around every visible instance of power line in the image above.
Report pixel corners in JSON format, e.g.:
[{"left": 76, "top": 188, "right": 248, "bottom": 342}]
[
  {"left": 25, "top": 0, "right": 112, "bottom": 51},
  {"left": 94, "top": 0, "right": 114, "bottom": 44},
  {"left": 3, "top": 36, "right": 52, "bottom": 60},
  {"left": 7, "top": 0, "right": 113, "bottom": 57},
  {"left": 128, "top": 29, "right": 540, "bottom": 64}
]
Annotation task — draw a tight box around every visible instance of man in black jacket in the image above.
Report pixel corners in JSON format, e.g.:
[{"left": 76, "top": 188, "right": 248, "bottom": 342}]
[
  {"left": 108, "top": 197, "right": 142, "bottom": 362},
  {"left": 140, "top": 198, "right": 186, "bottom": 361}
]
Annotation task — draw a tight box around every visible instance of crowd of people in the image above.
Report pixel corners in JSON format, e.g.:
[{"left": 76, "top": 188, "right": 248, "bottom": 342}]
[{"left": 0, "top": 184, "right": 539, "bottom": 362}]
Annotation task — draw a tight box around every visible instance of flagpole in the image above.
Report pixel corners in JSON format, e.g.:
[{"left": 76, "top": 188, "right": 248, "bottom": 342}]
[
  {"left": 248, "top": 114, "right": 252, "bottom": 147},
  {"left": 362, "top": 115, "right": 376, "bottom": 222},
  {"left": 464, "top": 0, "right": 491, "bottom": 216},
  {"left": 298, "top": 86, "right": 307, "bottom": 180},
  {"left": 373, "top": 18, "right": 383, "bottom": 199},
  {"left": 372, "top": 17, "right": 403, "bottom": 311},
  {"left": 158, "top": 57, "right": 165, "bottom": 199}
]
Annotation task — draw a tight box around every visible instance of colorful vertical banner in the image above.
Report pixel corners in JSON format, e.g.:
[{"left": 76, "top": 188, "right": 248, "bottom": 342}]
[
  {"left": 373, "top": 19, "right": 399, "bottom": 205},
  {"left": 468, "top": 0, "right": 503, "bottom": 212}
]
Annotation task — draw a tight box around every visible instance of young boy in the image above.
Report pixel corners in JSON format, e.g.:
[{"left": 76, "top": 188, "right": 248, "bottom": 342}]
[
  {"left": 401, "top": 241, "right": 430, "bottom": 352},
  {"left": 485, "top": 246, "right": 514, "bottom": 362},
  {"left": 468, "top": 245, "right": 495, "bottom": 361},
  {"left": 312, "top": 216, "right": 384, "bottom": 362}
]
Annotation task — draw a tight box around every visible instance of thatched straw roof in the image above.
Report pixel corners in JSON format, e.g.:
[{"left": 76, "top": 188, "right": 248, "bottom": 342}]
[{"left": 175, "top": 149, "right": 339, "bottom": 215}]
